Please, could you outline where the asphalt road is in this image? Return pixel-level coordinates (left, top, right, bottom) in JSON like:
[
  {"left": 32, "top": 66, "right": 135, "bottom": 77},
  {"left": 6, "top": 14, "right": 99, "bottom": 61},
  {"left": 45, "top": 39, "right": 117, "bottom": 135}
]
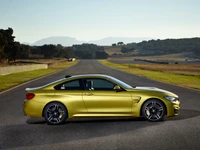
[{"left": 0, "top": 60, "right": 200, "bottom": 150}]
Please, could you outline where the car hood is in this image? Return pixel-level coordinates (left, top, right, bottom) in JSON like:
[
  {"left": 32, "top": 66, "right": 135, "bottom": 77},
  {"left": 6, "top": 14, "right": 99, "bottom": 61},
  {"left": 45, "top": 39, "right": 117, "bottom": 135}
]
[
  {"left": 129, "top": 86, "right": 178, "bottom": 97},
  {"left": 135, "top": 86, "right": 167, "bottom": 92}
]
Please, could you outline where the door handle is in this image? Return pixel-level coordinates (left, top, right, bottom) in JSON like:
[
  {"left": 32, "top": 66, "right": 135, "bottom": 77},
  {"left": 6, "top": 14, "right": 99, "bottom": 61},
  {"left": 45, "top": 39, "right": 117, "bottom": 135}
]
[{"left": 85, "top": 93, "right": 93, "bottom": 96}]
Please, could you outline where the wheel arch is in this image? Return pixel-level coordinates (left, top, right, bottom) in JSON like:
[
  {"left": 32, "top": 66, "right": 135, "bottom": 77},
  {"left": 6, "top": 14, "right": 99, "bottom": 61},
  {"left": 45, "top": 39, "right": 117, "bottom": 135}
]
[
  {"left": 42, "top": 101, "right": 68, "bottom": 118},
  {"left": 140, "top": 98, "right": 167, "bottom": 116}
]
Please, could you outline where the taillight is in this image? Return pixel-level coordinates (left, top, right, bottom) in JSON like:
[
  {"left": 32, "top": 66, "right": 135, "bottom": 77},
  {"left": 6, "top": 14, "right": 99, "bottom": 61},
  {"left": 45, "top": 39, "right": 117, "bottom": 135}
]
[{"left": 26, "top": 93, "right": 35, "bottom": 100}]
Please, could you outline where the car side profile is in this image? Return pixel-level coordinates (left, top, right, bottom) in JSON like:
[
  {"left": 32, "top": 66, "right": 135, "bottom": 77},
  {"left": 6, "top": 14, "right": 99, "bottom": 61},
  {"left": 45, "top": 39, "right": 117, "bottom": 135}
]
[{"left": 24, "top": 74, "right": 180, "bottom": 125}]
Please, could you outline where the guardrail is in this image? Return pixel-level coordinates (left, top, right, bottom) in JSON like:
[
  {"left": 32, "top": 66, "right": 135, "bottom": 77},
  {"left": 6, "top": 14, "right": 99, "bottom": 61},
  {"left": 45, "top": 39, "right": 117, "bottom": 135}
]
[{"left": 0, "top": 64, "right": 48, "bottom": 75}]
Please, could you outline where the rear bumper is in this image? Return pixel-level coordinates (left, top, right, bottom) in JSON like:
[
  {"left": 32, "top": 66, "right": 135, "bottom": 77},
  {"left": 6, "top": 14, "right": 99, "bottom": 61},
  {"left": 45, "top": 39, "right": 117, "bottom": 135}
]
[{"left": 23, "top": 100, "right": 44, "bottom": 117}]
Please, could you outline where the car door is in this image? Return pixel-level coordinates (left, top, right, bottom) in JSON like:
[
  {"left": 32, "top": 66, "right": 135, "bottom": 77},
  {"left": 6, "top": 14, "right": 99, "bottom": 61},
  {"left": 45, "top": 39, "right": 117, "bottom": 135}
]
[
  {"left": 82, "top": 78, "right": 132, "bottom": 115},
  {"left": 54, "top": 79, "right": 87, "bottom": 116}
]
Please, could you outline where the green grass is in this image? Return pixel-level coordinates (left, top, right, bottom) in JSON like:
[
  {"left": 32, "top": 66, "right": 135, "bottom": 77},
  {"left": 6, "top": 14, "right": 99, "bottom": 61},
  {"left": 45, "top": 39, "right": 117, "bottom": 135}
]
[
  {"left": 0, "top": 60, "right": 78, "bottom": 92},
  {"left": 99, "top": 60, "right": 200, "bottom": 90}
]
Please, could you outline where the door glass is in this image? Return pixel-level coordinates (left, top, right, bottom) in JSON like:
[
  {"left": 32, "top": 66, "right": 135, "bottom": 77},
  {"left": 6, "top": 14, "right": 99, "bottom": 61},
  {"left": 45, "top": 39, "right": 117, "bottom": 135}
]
[{"left": 85, "top": 79, "right": 115, "bottom": 90}]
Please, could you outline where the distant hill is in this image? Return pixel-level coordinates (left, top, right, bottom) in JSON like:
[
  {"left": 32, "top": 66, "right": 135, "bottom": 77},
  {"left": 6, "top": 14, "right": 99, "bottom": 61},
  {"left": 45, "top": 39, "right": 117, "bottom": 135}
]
[
  {"left": 33, "top": 36, "right": 83, "bottom": 46},
  {"left": 22, "top": 42, "right": 31, "bottom": 45},
  {"left": 30, "top": 36, "right": 152, "bottom": 46},
  {"left": 121, "top": 37, "right": 200, "bottom": 57},
  {"left": 89, "top": 37, "right": 152, "bottom": 45}
]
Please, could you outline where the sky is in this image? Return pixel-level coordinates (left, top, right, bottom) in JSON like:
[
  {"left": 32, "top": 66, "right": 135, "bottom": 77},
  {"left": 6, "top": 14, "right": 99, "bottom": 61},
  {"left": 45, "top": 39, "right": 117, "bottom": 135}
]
[{"left": 0, "top": 0, "right": 200, "bottom": 43}]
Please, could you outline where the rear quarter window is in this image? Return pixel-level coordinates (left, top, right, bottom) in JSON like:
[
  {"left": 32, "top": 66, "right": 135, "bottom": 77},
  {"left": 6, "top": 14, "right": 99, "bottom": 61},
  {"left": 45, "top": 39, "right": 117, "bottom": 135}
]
[{"left": 54, "top": 79, "right": 82, "bottom": 90}]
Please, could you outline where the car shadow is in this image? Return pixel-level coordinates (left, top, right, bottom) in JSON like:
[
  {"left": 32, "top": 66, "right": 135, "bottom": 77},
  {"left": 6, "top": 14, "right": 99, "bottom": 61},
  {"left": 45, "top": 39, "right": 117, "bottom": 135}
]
[
  {"left": 26, "top": 108, "right": 200, "bottom": 125},
  {"left": 26, "top": 117, "right": 46, "bottom": 124},
  {"left": 166, "top": 109, "right": 200, "bottom": 121},
  {"left": 67, "top": 116, "right": 146, "bottom": 124},
  {"left": 26, "top": 116, "right": 146, "bottom": 125}
]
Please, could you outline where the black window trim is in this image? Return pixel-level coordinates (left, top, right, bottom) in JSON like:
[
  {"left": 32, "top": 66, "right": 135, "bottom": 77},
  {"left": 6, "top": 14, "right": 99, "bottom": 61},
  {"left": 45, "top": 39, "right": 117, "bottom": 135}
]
[
  {"left": 54, "top": 79, "right": 84, "bottom": 90},
  {"left": 82, "top": 78, "right": 125, "bottom": 91}
]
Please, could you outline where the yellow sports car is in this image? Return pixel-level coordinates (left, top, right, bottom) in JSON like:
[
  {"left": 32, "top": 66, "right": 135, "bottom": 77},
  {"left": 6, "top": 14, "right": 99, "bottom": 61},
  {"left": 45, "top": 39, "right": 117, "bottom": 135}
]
[{"left": 24, "top": 74, "right": 180, "bottom": 125}]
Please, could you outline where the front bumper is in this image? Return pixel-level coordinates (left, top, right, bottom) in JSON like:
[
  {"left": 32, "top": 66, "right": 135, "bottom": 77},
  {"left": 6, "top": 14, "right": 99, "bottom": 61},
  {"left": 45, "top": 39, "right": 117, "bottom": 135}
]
[{"left": 167, "top": 100, "right": 180, "bottom": 116}]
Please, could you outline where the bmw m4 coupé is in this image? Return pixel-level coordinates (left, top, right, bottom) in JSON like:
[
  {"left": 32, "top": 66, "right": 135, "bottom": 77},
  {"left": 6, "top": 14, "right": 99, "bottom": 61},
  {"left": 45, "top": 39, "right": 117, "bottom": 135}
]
[{"left": 24, "top": 74, "right": 180, "bottom": 125}]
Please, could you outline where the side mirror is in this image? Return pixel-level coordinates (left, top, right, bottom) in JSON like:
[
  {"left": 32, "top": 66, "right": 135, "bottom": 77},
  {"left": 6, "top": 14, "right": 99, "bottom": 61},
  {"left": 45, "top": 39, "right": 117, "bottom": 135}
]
[{"left": 113, "top": 85, "right": 122, "bottom": 91}]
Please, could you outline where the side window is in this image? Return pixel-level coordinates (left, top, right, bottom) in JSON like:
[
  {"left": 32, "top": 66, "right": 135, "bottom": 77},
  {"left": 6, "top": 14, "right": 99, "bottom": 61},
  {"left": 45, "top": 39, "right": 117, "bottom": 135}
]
[
  {"left": 84, "top": 78, "right": 115, "bottom": 90},
  {"left": 54, "top": 80, "right": 82, "bottom": 90}
]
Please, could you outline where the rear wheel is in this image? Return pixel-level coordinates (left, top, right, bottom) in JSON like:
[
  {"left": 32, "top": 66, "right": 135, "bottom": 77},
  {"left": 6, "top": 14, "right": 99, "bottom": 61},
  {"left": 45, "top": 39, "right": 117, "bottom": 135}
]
[
  {"left": 44, "top": 102, "right": 67, "bottom": 125},
  {"left": 142, "top": 99, "right": 165, "bottom": 122}
]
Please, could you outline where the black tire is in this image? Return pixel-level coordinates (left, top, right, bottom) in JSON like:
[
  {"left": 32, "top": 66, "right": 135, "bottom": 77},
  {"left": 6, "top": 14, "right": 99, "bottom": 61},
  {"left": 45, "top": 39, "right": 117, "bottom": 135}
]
[
  {"left": 44, "top": 102, "right": 68, "bottom": 125},
  {"left": 142, "top": 99, "right": 165, "bottom": 122}
]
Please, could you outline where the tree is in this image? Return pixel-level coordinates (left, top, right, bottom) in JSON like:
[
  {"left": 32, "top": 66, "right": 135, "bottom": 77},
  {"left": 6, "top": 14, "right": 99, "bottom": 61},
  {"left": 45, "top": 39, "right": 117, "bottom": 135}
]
[
  {"left": 72, "top": 43, "right": 108, "bottom": 59},
  {"left": 4, "top": 42, "right": 21, "bottom": 62},
  {"left": 132, "top": 38, "right": 200, "bottom": 56},
  {"left": 112, "top": 43, "right": 117, "bottom": 47},
  {"left": 41, "top": 44, "right": 57, "bottom": 58},
  {"left": 56, "top": 44, "right": 63, "bottom": 50},
  {"left": 0, "top": 32, "right": 7, "bottom": 62},
  {"left": 192, "top": 46, "right": 200, "bottom": 57},
  {"left": 117, "top": 42, "right": 124, "bottom": 46},
  {"left": 19, "top": 44, "right": 30, "bottom": 59},
  {"left": 121, "top": 46, "right": 136, "bottom": 53},
  {"left": 1, "top": 28, "right": 15, "bottom": 44},
  {"left": 0, "top": 28, "right": 15, "bottom": 62},
  {"left": 95, "top": 51, "right": 108, "bottom": 59},
  {"left": 56, "top": 46, "right": 74, "bottom": 58}
]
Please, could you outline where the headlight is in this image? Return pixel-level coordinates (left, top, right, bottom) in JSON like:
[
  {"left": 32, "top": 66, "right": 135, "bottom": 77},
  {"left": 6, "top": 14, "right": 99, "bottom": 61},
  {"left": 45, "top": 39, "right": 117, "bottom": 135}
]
[{"left": 164, "top": 96, "right": 177, "bottom": 101}]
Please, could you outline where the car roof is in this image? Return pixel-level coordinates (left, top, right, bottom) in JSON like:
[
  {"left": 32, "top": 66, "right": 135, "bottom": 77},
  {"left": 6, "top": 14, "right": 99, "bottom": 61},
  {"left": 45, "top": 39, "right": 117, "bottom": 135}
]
[
  {"left": 66, "top": 74, "right": 112, "bottom": 79},
  {"left": 63, "top": 74, "right": 133, "bottom": 89},
  {"left": 41, "top": 74, "right": 133, "bottom": 90}
]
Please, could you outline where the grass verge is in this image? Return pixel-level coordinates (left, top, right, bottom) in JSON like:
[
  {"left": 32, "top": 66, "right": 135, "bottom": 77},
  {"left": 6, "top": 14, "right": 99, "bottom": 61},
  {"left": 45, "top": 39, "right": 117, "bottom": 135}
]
[
  {"left": 0, "top": 60, "right": 78, "bottom": 92},
  {"left": 99, "top": 60, "right": 200, "bottom": 90}
]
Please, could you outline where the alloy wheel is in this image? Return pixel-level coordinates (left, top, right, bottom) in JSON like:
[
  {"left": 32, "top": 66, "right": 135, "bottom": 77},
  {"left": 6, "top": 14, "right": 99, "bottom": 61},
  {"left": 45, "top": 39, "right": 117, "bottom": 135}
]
[
  {"left": 44, "top": 102, "right": 67, "bottom": 125},
  {"left": 142, "top": 100, "right": 165, "bottom": 122}
]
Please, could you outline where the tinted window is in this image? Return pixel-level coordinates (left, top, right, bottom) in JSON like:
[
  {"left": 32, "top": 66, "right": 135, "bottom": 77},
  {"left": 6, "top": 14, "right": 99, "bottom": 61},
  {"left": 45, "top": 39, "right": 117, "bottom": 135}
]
[
  {"left": 84, "top": 78, "right": 115, "bottom": 90},
  {"left": 54, "top": 80, "right": 82, "bottom": 90}
]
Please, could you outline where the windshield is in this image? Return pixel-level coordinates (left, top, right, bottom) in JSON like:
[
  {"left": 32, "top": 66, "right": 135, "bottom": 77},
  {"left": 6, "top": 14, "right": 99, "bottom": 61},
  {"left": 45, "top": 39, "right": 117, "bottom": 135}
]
[{"left": 109, "top": 76, "right": 133, "bottom": 89}]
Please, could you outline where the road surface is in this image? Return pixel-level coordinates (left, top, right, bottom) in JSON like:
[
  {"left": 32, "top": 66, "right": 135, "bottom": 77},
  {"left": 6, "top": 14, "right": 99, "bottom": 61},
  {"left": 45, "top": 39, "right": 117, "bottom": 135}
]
[{"left": 0, "top": 60, "right": 200, "bottom": 150}]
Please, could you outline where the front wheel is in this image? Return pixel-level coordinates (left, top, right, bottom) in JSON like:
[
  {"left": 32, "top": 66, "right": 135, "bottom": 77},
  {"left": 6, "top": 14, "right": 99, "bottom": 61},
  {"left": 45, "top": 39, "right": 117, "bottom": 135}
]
[
  {"left": 142, "top": 99, "right": 166, "bottom": 122},
  {"left": 44, "top": 102, "right": 68, "bottom": 125}
]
